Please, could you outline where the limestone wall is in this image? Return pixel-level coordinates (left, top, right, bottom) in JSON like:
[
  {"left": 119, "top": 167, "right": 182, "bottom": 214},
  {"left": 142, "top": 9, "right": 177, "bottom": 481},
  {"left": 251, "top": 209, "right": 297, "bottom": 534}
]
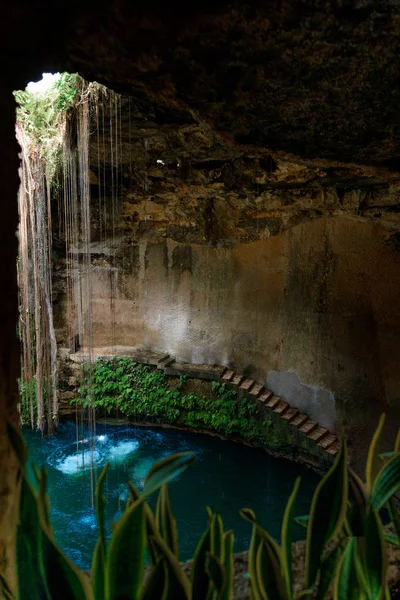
[{"left": 54, "top": 216, "right": 400, "bottom": 432}]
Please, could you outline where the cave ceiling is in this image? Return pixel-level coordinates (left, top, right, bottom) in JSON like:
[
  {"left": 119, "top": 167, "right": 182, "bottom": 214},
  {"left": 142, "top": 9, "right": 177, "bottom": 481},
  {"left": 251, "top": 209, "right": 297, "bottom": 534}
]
[{"left": 3, "top": 0, "right": 400, "bottom": 241}]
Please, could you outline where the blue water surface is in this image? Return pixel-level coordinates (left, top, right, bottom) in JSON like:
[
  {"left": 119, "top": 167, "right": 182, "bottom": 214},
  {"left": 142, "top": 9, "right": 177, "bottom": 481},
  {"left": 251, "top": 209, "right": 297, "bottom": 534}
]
[{"left": 23, "top": 420, "right": 319, "bottom": 569}]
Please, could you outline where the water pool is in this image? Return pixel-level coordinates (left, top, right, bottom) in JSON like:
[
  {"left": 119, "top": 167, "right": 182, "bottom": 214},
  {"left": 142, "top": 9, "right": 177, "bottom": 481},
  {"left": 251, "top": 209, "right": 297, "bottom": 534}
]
[{"left": 23, "top": 420, "right": 319, "bottom": 569}]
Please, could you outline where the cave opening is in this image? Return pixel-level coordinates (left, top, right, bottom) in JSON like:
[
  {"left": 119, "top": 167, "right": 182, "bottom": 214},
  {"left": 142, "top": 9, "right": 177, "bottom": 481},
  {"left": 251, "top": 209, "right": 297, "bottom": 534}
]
[{"left": 13, "top": 72, "right": 324, "bottom": 579}]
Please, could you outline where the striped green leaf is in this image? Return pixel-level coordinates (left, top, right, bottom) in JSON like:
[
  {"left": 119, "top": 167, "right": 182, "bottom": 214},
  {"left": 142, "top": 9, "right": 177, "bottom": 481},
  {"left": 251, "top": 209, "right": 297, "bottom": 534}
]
[
  {"left": 334, "top": 538, "right": 364, "bottom": 600},
  {"left": 6, "top": 420, "right": 28, "bottom": 467},
  {"left": 143, "top": 452, "right": 195, "bottom": 497},
  {"left": 241, "top": 508, "right": 286, "bottom": 600},
  {"left": 41, "top": 528, "right": 93, "bottom": 600},
  {"left": 294, "top": 515, "right": 309, "bottom": 529},
  {"left": 366, "top": 414, "right": 385, "bottom": 494},
  {"left": 220, "top": 531, "right": 234, "bottom": 600},
  {"left": 281, "top": 477, "right": 301, "bottom": 599},
  {"left": 149, "top": 535, "right": 191, "bottom": 600},
  {"left": 92, "top": 538, "right": 106, "bottom": 600},
  {"left": 256, "top": 540, "right": 288, "bottom": 600},
  {"left": 210, "top": 514, "right": 224, "bottom": 561},
  {"left": 156, "top": 484, "right": 179, "bottom": 559},
  {"left": 206, "top": 554, "right": 225, "bottom": 598},
  {"left": 0, "top": 573, "right": 15, "bottom": 600},
  {"left": 371, "top": 453, "right": 400, "bottom": 510},
  {"left": 139, "top": 559, "right": 167, "bottom": 600},
  {"left": 388, "top": 497, "right": 400, "bottom": 545},
  {"left": 191, "top": 527, "right": 212, "bottom": 600},
  {"left": 241, "top": 510, "right": 263, "bottom": 600},
  {"left": 92, "top": 466, "right": 108, "bottom": 600},
  {"left": 359, "top": 507, "right": 387, "bottom": 600},
  {"left": 305, "top": 439, "right": 348, "bottom": 588},
  {"left": 315, "top": 540, "right": 344, "bottom": 600},
  {"left": 106, "top": 498, "right": 146, "bottom": 600}
]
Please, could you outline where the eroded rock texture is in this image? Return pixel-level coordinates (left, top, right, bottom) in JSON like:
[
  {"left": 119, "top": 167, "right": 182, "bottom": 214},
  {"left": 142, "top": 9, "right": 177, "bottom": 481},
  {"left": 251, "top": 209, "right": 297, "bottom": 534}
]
[{"left": 1, "top": 0, "right": 400, "bottom": 584}]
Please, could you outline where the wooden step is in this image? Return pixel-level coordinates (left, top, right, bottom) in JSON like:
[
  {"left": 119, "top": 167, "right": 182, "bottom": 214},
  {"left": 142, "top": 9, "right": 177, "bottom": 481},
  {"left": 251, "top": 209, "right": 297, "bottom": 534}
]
[
  {"left": 265, "top": 395, "right": 280, "bottom": 409},
  {"left": 273, "top": 400, "right": 289, "bottom": 415},
  {"left": 249, "top": 383, "right": 264, "bottom": 398},
  {"left": 289, "top": 413, "right": 308, "bottom": 428},
  {"left": 231, "top": 374, "right": 244, "bottom": 386},
  {"left": 318, "top": 433, "right": 337, "bottom": 450},
  {"left": 307, "top": 426, "right": 328, "bottom": 443},
  {"left": 280, "top": 407, "right": 299, "bottom": 422},
  {"left": 221, "top": 370, "right": 235, "bottom": 382},
  {"left": 298, "top": 419, "right": 318, "bottom": 435},
  {"left": 240, "top": 379, "right": 255, "bottom": 392},
  {"left": 259, "top": 390, "right": 273, "bottom": 403},
  {"left": 326, "top": 441, "right": 340, "bottom": 456}
]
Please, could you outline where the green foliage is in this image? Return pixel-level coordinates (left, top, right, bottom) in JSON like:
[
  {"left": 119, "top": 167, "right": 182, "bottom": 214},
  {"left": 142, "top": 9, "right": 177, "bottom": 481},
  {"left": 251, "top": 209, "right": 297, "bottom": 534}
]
[
  {"left": 18, "top": 378, "right": 36, "bottom": 425},
  {"left": 19, "top": 377, "right": 54, "bottom": 426},
  {"left": 14, "top": 73, "right": 79, "bottom": 182},
  {"left": 74, "top": 358, "right": 293, "bottom": 451},
  {"left": 4, "top": 416, "right": 400, "bottom": 600}
]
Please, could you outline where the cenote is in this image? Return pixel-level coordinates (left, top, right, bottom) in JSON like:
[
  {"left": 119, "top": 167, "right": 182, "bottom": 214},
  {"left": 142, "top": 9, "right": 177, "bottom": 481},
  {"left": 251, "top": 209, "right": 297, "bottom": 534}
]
[{"left": 23, "top": 420, "right": 319, "bottom": 570}]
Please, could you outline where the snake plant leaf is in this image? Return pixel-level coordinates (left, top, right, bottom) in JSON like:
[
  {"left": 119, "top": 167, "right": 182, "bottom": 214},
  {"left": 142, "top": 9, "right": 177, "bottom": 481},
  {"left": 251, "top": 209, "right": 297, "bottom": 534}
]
[
  {"left": 139, "top": 559, "right": 167, "bottom": 600},
  {"left": 380, "top": 452, "right": 395, "bottom": 459},
  {"left": 210, "top": 513, "right": 224, "bottom": 561},
  {"left": 315, "top": 540, "right": 344, "bottom": 600},
  {"left": 17, "top": 473, "right": 51, "bottom": 600},
  {"left": 220, "top": 531, "right": 234, "bottom": 600},
  {"left": 0, "top": 573, "right": 15, "bottom": 600},
  {"left": 346, "top": 468, "right": 367, "bottom": 537},
  {"left": 96, "top": 463, "right": 108, "bottom": 542},
  {"left": 106, "top": 498, "right": 146, "bottom": 600},
  {"left": 37, "top": 467, "right": 52, "bottom": 534},
  {"left": 366, "top": 414, "right": 386, "bottom": 494},
  {"left": 150, "top": 535, "right": 191, "bottom": 600},
  {"left": 126, "top": 481, "right": 161, "bottom": 565},
  {"left": 294, "top": 515, "right": 309, "bottom": 528},
  {"left": 395, "top": 427, "right": 400, "bottom": 453},
  {"left": 92, "top": 464, "right": 109, "bottom": 600},
  {"left": 143, "top": 452, "right": 195, "bottom": 497},
  {"left": 241, "top": 509, "right": 285, "bottom": 600},
  {"left": 240, "top": 508, "right": 281, "bottom": 560},
  {"left": 191, "top": 527, "right": 212, "bottom": 600},
  {"left": 256, "top": 540, "right": 288, "bottom": 600},
  {"left": 40, "top": 527, "right": 94, "bottom": 600},
  {"left": 388, "top": 497, "right": 400, "bottom": 544},
  {"left": 6, "top": 420, "right": 28, "bottom": 467},
  {"left": 206, "top": 553, "right": 225, "bottom": 599},
  {"left": 358, "top": 506, "right": 387, "bottom": 600},
  {"left": 334, "top": 538, "right": 364, "bottom": 600},
  {"left": 127, "top": 481, "right": 141, "bottom": 504},
  {"left": 92, "top": 538, "right": 106, "bottom": 600},
  {"left": 156, "top": 484, "right": 179, "bottom": 559},
  {"left": 305, "top": 438, "right": 348, "bottom": 589},
  {"left": 281, "top": 477, "right": 301, "bottom": 599},
  {"left": 371, "top": 453, "right": 400, "bottom": 510},
  {"left": 241, "top": 511, "right": 263, "bottom": 600},
  {"left": 206, "top": 506, "right": 213, "bottom": 521},
  {"left": 384, "top": 532, "right": 400, "bottom": 545}
]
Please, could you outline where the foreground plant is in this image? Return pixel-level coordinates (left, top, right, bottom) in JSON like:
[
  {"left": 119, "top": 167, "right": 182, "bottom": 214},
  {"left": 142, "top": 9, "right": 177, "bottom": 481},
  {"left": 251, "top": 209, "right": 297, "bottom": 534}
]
[{"left": 2, "top": 415, "right": 400, "bottom": 599}]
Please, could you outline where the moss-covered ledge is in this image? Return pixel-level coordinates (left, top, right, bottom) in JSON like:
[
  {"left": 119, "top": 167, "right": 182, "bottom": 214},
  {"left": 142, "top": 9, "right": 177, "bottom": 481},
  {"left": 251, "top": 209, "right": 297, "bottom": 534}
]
[{"left": 59, "top": 357, "right": 334, "bottom": 471}]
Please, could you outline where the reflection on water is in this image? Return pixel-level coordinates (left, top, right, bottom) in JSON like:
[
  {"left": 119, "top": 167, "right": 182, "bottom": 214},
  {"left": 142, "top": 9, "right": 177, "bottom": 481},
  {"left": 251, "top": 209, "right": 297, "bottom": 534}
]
[{"left": 23, "top": 420, "right": 319, "bottom": 569}]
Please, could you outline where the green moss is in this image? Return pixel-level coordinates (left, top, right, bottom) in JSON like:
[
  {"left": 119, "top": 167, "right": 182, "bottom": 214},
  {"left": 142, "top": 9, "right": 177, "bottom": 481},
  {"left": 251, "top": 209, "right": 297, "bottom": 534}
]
[{"left": 73, "top": 357, "right": 295, "bottom": 453}]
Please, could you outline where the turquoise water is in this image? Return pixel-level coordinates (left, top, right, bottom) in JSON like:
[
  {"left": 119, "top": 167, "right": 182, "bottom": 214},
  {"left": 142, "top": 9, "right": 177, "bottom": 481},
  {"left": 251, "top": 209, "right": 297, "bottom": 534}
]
[{"left": 23, "top": 420, "right": 319, "bottom": 569}]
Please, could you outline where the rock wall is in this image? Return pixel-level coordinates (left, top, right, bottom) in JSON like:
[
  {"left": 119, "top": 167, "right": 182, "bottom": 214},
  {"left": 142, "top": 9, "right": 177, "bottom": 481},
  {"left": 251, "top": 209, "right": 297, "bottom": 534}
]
[{"left": 54, "top": 215, "right": 400, "bottom": 432}]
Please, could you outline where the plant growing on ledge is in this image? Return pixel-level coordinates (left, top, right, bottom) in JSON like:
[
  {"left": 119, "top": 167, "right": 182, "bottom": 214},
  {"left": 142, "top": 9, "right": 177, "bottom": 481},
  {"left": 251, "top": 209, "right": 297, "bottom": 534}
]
[{"left": 74, "top": 357, "right": 294, "bottom": 452}]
